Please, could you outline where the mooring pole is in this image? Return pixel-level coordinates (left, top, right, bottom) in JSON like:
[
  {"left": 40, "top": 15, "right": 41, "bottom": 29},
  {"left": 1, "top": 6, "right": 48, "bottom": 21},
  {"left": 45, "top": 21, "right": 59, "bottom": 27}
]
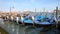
[
  {"left": 7, "top": 15, "right": 9, "bottom": 21},
  {"left": 32, "top": 16, "right": 35, "bottom": 27},
  {"left": 56, "top": 7, "right": 58, "bottom": 24},
  {"left": 43, "top": 8, "right": 45, "bottom": 16},
  {"left": 11, "top": 16, "right": 13, "bottom": 22},
  {"left": 55, "top": 6, "right": 58, "bottom": 33},
  {"left": 21, "top": 16, "right": 24, "bottom": 25},
  {"left": 55, "top": 6, "right": 58, "bottom": 27},
  {"left": 9, "top": 7, "right": 11, "bottom": 21},
  {"left": 16, "top": 17, "right": 18, "bottom": 24},
  {"left": 5, "top": 16, "right": 6, "bottom": 20}
]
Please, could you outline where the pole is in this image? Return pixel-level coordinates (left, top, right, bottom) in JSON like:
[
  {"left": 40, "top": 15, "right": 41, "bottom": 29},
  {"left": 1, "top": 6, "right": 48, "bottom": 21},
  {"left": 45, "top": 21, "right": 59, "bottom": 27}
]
[
  {"left": 32, "top": 16, "right": 35, "bottom": 27},
  {"left": 56, "top": 7, "right": 58, "bottom": 20},
  {"left": 43, "top": 8, "right": 45, "bottom": 17},
  {"left": 20, "top": 11, "right": 24, "bottom": 25},
  {"left": 10, "top": 7, "right": 11, "bottom": 15},
  {"left": 35, "top": 8, "right": 36, "bottom": 16},
  {"left": 16, "top": 17, "right": 19, "bottom": 24},
  {"left": 10, "top": 7, "right": 11, "bottom": 13},
  {"left": 21, "top": 16, "right": 24, "bottom": 25},
  {"left": 56, "top": 6, "right": 58, "bottom": 26},
  {"left": 11, "top": 16, "right": 13, "bottom": 22},
  {"left": 55, "top": 6, "right": 58, "bottom": 33},
  {"left": 35, "top": 8, "right": 36, "bottom": 13},
  {"left": 9, "top": 7, "right": 11, "bottom": 19}
]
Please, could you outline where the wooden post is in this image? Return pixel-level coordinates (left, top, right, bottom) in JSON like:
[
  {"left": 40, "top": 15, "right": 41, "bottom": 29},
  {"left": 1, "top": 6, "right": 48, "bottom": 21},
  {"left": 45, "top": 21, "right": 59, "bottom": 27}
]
[
  {"left": 5, "top": 16, "right": 6, "bottom": 20},
  {"left": 21, "top": 16, "right": 24, "bottom": 25},
  {"left": 34, "top": 8, "right": 36, "bottom": 16},
  {"left": 54, "top": 6, "right": 58, "bottom": 33},
  {"left": 6, "top": 16, "right": 9, "bottom": 21},
  {"left": 43, "top": 8, "right": 45, "bottom": 17},
  {"left": 11, "top": 16, "right": 13, "bottom": 22},
  {"left": 35, "top": 8, "right": 36, "bottom": 13},
  {"left": 55, "top": 6, "right": 58, "bottom": 24},
  {"left": 16, "top": 17, "right": 19, "bottom": 24},
  {"left": 32, "top": 16, "right": 35, "bottom": 27}
]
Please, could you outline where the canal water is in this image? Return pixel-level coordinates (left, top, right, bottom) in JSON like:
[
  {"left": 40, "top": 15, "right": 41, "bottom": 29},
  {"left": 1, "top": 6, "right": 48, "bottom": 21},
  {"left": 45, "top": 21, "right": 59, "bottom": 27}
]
[{"left": 0, "top": 18, "right": 55, "bottom": 34}]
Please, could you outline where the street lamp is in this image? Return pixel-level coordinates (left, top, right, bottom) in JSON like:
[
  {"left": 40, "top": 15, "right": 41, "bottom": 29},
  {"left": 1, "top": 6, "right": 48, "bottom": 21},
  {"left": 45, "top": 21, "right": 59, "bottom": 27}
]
[
  {"left": 9, "top": 6, "right": 14, "bottom": 21},
  {"left": 10, "top": 6, "right": 14, "bottom": 15}
]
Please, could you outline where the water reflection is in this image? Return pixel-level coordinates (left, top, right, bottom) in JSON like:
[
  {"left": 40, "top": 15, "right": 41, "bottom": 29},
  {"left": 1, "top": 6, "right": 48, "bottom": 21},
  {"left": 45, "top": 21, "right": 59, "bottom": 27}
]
[
  {"left": 2, "top": 19, "right": 4, "bottom": 24},
  {"left": 16, "top": 26, "right": 19, "bottom": 34},
  {"left": 12, "top": 23, "right": 15, "bottom": 32},
  {"left": 7, "top": 23, "right": 10, "bottom": 29},
  {"left": 0, "top": 18, "right": 4, "bottom": 24}
]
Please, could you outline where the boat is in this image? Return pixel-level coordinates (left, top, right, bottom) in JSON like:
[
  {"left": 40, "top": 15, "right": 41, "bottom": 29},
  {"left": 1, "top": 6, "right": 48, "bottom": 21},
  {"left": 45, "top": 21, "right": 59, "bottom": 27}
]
[
  {"left": 13, "top": 17, "right": 22, "bottom": 24},
  {"left": 13, "top": 15, "right": 55, "bottom": 26},
  {"left": 58, "top": 16, "right": 60, "bottom": 31},
  {"left": 34, "top": 15, "right": 55, "bottom": 26},
  {"left": 58, "top": 16, "right": 60, "bottom": 22}
]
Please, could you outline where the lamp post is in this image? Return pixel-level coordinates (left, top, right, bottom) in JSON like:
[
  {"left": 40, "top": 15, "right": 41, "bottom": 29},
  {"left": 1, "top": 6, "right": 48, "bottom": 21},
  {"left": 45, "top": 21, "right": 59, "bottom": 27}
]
[
  {"left": 10, "top": 6, "right": 14, "bottom": 14},
  {"left": 9, "top": 6, "right": 14, "bottom": 21}
]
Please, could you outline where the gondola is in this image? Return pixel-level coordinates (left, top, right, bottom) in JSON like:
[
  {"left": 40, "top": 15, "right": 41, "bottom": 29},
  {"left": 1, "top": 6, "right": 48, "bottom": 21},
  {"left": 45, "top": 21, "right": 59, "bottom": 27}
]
[
  {"left": 58, "top": 16, "right": 60, "bottom": 31},
  {"left": 13, "top": 15, "right": 55, "bottom": 26},
  {"left": 13, "top": 17, "right": 22, "bottom": 24},
  {"left": 58, "top": 16, "right": 60, "bottom": 22},
  {"left": 34, "top": 15, "right": 55, "bottom": 26},
  {"left": 20, "top": 15, "right": 45, "bottom": 25}
]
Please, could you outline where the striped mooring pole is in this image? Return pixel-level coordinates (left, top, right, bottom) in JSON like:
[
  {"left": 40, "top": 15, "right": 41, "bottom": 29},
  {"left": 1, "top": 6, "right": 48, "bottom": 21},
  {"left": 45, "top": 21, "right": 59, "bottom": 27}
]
[
  {"left": 32, "top": 16, "right": 35, "bottom": 27},
  {"left": 21, "top": 16, "right": 24, "bottom": 25}
]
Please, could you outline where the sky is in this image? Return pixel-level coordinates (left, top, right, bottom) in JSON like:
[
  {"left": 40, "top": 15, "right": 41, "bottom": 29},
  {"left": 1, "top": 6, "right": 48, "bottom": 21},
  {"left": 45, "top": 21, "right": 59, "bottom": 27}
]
[{"left": 0, "top": 0, "right": 60, "bottom": 12}]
